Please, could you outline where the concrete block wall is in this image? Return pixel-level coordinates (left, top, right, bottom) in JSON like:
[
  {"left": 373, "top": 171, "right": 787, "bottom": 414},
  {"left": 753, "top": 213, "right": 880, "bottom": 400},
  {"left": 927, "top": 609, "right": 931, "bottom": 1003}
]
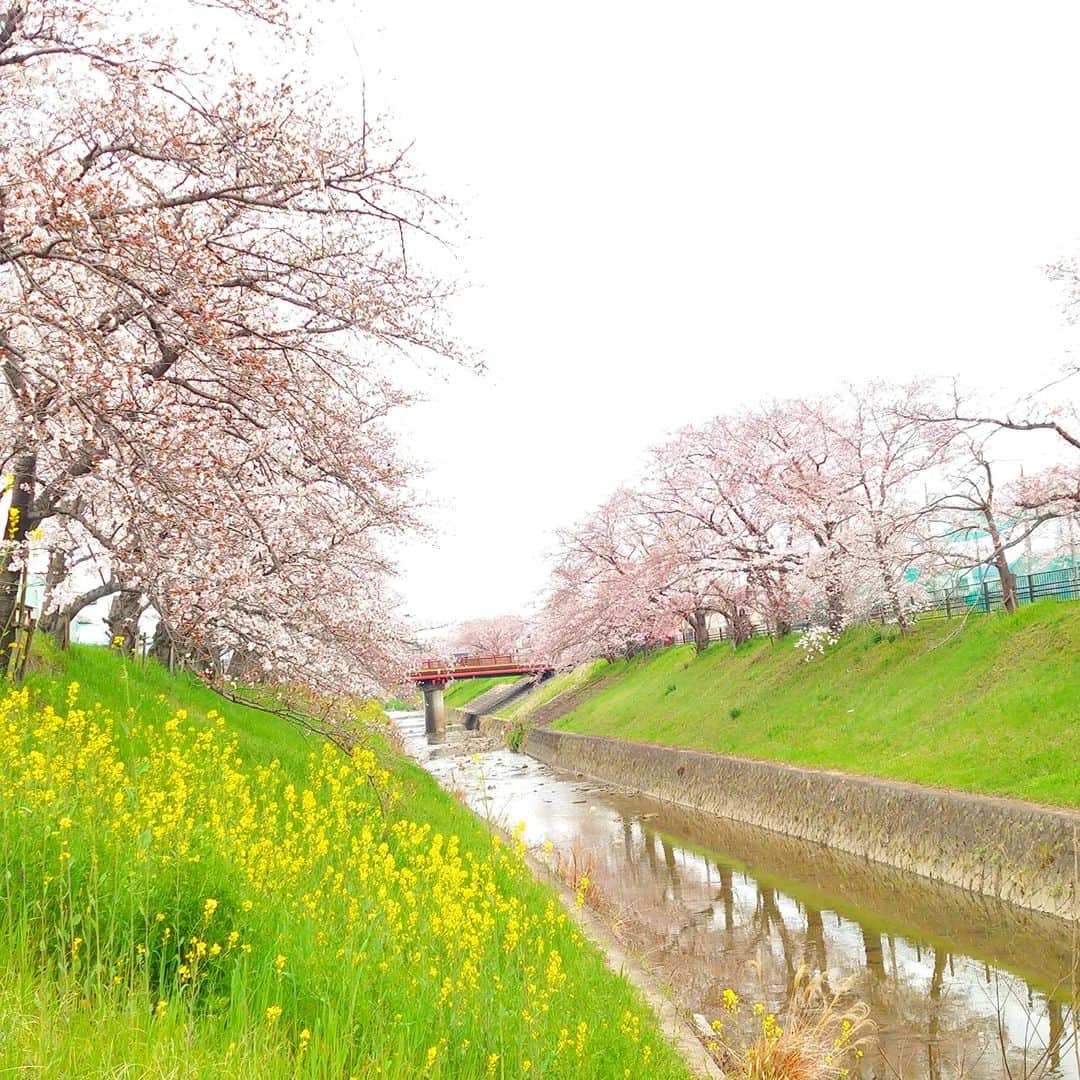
[{"left": 526, "top": 728, "right": 1079, "bottom": 920}]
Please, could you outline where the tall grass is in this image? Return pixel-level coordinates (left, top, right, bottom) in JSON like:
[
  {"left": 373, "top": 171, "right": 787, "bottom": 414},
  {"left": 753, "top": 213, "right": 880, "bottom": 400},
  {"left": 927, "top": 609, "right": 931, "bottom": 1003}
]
[{"left": 0, "top": 644, "right": 692, "bottom": 1078}]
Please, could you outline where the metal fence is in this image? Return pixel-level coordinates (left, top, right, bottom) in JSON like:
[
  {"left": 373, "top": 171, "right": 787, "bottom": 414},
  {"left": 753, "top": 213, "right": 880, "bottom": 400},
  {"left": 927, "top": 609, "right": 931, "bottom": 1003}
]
[
  {"left": 675, "top": 620, "right": 807, "bottom": 649},
  {"left": 661, "top": 563, "right": 1080, "bottom": 650},
  {"left": 907, "top": 564, "right": 1080, "bottom": 620},
  {"left": 672, "top": 618, "right": 801, "bottom": 649}
]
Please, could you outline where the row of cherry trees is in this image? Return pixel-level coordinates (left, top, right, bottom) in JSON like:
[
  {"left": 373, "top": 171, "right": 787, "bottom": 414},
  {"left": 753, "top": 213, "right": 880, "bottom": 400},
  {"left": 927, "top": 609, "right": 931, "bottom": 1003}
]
[
  {"left": 436, "top": 615, "right": 529, "bottom": 658},
  {"left": 532, "top": 373, "right": 1079, "bottom": 666},
  {"left": 0, "top": 1, "right": 464, "bottom": 691}
]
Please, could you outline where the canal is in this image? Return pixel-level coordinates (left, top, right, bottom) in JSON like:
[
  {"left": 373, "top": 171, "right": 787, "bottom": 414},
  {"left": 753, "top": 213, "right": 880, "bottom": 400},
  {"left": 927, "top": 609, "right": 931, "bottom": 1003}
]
[{"left": 395, "top": 713, "right": 1077, "bottom": 1079}]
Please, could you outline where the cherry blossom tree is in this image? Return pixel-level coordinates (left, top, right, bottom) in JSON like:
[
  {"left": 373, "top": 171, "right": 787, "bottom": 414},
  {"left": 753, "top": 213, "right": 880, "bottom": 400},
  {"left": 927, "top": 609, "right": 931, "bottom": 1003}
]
[
  {"left": 821, "top": 382, "right": 959, "bottom": 631},
  {"left": 903, "top": 370, "right": 1078, "bottom": 608},
  {"left": 538, "top": 369, "right": 1076, "bottom": 668},
  {"left": 649, "top": 400, "right": 864, "bottom": 639},
  {"left": 911, "top": 365, "right": 1079, "bottom": 520},
  {"left": 645, "top": 413, "right": 801, "bottom": 642},
  {"left": 745, "top": 398, "right": 868, "bottom": 634},
  {"left": 0, "top": 0, "right": 466, "bottom": 689},
  {"left": 919, "top": 432, "right": 1063, "bottom": 613},
  {"left": 535, "top": 490, "right": 677, "bottom": 665},
  {"left": 439, "top": 614, "right": 529, "bottom": 657}
]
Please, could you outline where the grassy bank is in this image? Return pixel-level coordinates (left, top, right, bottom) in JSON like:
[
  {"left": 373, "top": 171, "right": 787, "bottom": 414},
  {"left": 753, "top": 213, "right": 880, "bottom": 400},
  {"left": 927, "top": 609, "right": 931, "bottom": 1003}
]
[
  {"left": 544, "top": 602, "right": 1080, "bottom": 807},
  {"left": 0, "top": 640, "right": 691, "bottom": 1078},
  {"left": 443, "top": 675, "right": 521, "bottom": 708}
]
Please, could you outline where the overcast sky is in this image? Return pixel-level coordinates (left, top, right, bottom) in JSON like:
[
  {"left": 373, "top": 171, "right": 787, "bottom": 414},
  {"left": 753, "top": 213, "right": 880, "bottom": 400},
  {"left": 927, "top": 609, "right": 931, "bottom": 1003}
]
[{"left": 312, "top": 1, "right": 1080, "bottom": 633}]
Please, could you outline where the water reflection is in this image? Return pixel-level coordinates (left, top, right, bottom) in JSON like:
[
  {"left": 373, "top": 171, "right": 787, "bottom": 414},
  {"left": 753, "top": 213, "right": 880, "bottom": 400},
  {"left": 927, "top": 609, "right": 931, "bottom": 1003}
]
[{"left": 396, "top": 714, "right": 1077, "bottom": 1078}]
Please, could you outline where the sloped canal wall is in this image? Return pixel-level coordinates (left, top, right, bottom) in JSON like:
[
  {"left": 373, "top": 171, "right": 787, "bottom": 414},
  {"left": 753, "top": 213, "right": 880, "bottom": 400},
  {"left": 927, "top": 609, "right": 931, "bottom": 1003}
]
[{"left": 525, "top": 728, "right": 1080, "bottom": 920}]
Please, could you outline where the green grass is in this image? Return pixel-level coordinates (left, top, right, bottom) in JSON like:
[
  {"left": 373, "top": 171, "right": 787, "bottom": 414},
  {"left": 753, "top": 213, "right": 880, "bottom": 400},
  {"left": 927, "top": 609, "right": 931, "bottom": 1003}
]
[
  {"left": 443, "top": 675, "right": 522, "bottom": 708},
  {"left": 498, "top": 662, "right": 609, "bottom": 722},
  {"left": 0, "top": 639, "right": 692, "bottom": 1078},
  {"left": 382, "top": 695, "right": 419, "bottom": 712},
  {"left": 551, "top": 601, "right": 1080, "bottom": 807},
  {"left": 26, "top": 636, "right": 313, "bottom": 773}
]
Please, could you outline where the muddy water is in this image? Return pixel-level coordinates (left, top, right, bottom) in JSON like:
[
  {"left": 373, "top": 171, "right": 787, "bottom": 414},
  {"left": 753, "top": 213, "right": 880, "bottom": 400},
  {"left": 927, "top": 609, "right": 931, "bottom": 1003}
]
[{"left": 395, "top": 713, "right": 1078, "bottom": 1079}]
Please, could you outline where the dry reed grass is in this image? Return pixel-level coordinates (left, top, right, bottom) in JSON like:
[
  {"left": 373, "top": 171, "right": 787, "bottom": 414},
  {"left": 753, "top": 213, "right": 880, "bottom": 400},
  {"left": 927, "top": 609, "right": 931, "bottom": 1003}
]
[
  {"left": 705, "top": 965, "right": 871, "bottom": 1080},
  {"left": 551, "top": 837, "right": 612, "bottom": 915}
]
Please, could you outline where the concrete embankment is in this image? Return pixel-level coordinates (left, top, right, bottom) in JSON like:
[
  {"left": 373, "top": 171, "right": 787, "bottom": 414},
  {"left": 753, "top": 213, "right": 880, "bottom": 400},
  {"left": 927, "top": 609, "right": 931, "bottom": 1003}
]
[
  {"left": 525, "top": 728, "right": 1080, "bottom": 920},
  {"left": 447, "top": 678, "right": 541, "bottom": 732}
]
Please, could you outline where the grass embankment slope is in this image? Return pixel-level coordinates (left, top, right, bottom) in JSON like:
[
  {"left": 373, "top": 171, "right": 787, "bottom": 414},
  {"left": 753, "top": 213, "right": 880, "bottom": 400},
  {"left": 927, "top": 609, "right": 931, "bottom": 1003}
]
[
  {"left": 443, "top": 675, "right": 521, "bottom": 709},
  {"left": 0, "top": 640, "right": 691, "bottom": 1079},
  {"left": 542, "top": 602, "right": 1080, "bottom": 808}
]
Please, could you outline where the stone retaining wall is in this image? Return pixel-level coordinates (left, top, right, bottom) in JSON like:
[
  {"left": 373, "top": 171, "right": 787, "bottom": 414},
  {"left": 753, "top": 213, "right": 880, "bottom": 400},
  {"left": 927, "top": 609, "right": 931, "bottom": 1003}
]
[
  {"left": 478, "top": 714, "right": 516, "bottom": 740},
  {"left": 447, "top": 679, "right": 539, "bottom": 731},
  {"left": 525, "top": 729, "right": 1079, "bottom": 920},
  {"left": 445, "top": 708, "right": 517, "bottom": 742}
]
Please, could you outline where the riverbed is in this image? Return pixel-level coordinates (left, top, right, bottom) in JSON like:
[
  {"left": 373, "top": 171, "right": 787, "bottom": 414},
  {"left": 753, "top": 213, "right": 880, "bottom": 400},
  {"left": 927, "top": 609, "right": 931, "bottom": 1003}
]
[{"left": 395, "top": 712, "right": 1077, "bottom": 1079}]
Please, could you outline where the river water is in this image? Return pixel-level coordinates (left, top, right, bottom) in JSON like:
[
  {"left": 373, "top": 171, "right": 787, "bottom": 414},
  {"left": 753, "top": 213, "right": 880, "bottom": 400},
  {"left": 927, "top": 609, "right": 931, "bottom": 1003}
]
[{"left": 395, "top": 713, "right": 1078, "bottom": 1079}]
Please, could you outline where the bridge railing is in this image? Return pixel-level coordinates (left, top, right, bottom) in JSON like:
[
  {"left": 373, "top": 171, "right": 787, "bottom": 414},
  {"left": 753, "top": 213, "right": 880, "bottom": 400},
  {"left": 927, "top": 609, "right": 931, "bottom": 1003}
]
[
  {"left": 408, "top": 653, "right": 552, "bottom": 682},
  {"left": 449, "top": 653, "right": 515, "bottom": 671}
]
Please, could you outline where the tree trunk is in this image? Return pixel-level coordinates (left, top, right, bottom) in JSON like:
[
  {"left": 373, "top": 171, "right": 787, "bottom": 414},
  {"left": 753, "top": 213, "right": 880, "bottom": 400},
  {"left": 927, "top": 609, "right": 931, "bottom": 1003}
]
[
  {"left": 0, "top": 451, "right": 37, "bottom": 669},
  {"left": 106, "top": 591, "right": 144, "bottom": 654},
  {"left": 726, "top": 606, "right": 752, "bottom": 646},
  {"left": 984, "top": 516, "right": 1018, "bottom": 612},
  {"left": 149, "top": 617, "right": 174, "bottom": 668},
  {"left": 765, "top": 567, "right": 793, "bottom": 637},
  {"left": 149, "top": 618, "right": 212, "bottom": 674},
  {"left": 686, "top": 608, "right": 710, "bottom": 653},
  {"left": 824, "top": 551, "right": 845, "bottom": 635},
  {"left": 226, "top": 646, "right": 261, "bottom": 683},
  {"left": 37, "top": 545, "right": 68, "bottom": 636},
  {"left": 875, "top": 534, "right": 910, "bottom": 633}
]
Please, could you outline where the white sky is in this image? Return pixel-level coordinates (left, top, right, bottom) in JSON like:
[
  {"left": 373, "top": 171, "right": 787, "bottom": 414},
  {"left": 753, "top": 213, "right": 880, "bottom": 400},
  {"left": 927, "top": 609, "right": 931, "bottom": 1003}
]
[{"left": 310, "top": 1, "right": 1080, "bottom": 633}]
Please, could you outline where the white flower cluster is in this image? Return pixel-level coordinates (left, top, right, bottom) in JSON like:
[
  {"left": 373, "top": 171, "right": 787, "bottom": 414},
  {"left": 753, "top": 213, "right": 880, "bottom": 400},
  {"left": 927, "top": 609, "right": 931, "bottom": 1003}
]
[{"left": 794, "top": 624, "right": 838, "bottom": 662}]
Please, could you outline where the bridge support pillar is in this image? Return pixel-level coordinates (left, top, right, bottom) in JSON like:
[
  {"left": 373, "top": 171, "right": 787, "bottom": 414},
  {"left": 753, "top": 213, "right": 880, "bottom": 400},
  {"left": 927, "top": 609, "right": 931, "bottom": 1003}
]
[{"left": 423, "top": 685, "right": 446, "bottom": 740}]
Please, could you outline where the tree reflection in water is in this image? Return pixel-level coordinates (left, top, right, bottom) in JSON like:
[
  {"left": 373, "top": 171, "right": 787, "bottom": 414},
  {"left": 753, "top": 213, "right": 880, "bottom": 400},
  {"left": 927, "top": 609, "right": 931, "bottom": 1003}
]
[{"left": 398, "top": 718, "right": 1078, "bottom": 1080}]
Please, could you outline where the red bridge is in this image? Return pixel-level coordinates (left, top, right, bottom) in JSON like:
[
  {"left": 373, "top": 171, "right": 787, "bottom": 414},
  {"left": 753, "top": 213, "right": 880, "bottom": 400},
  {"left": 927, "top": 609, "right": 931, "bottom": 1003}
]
[{"left": 409, "top": 653, "right": 553, "bottom": 689}]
